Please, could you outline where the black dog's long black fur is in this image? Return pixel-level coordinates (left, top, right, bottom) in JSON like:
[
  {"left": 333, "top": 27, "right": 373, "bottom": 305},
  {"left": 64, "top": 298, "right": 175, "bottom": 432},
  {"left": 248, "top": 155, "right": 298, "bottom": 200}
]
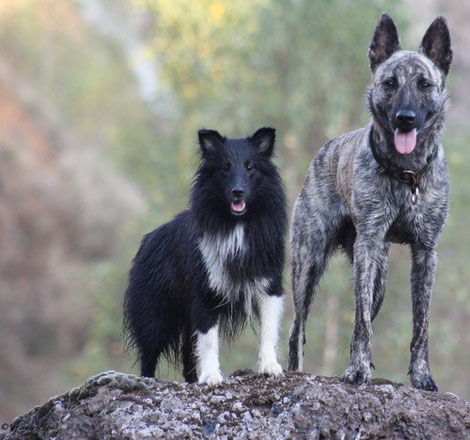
[{"left": 124, "top": 128, "right": 286, "bottom": 382}]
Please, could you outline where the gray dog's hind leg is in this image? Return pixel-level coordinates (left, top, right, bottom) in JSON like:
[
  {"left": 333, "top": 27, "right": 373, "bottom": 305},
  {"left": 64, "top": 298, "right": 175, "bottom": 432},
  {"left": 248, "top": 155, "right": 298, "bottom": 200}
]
[
  {"left": 288, "top": 217, "right": 335, "bottom": 372},
  {"left": 408, "top": 244, "right": 438, "bottom": 391},
  {"left": 288, "top": 256, "right": 326, "bottom": 371}
]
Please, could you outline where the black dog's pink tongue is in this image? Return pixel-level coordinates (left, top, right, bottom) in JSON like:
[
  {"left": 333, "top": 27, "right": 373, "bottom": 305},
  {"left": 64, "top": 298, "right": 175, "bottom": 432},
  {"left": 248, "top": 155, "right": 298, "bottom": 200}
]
[
  {"left": 394, "top": 128, "right": 417, "bottom": 154},
  {"left": 232, "top": 200, "right": 246, "bottom": 213}
]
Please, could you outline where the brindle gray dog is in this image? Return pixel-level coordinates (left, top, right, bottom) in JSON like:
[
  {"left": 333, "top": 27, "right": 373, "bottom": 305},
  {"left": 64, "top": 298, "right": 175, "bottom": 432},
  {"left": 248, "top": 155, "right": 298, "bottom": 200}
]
[{"left": 288, "top": 13, "right": 452, "bottom": 391}]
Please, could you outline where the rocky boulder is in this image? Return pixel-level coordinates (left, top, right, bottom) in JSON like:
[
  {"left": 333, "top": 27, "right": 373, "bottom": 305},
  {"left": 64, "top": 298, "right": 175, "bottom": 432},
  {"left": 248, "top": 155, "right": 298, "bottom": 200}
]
[{"left": 2, "top": 370, "right": 469, "bottom": 439}]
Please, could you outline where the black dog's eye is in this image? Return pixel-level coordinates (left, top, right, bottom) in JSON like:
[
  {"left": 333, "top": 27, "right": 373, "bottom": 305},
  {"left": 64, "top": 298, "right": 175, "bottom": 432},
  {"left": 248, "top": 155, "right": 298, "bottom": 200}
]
[
  {"left": 383, "top": 78, "right": 397, "bottom": 88},
  {"left": 246, "top": 164, "right": 254, "bottom": 172},
  {"left": 418, "top": 79, "right": 433, "bottom": 90},
  {"left": 222, "top": 164, "right": 231, "bottom": 172}
]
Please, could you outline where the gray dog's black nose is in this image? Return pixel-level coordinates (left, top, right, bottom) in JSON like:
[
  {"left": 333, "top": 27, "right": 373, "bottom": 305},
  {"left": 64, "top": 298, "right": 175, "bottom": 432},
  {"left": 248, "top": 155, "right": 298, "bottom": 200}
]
[
  {"left": 396, "top": 109, "right": 416, "bottom": 125},
  {"left": 231, "top": 186, "right": 244, "bottom": 198}
]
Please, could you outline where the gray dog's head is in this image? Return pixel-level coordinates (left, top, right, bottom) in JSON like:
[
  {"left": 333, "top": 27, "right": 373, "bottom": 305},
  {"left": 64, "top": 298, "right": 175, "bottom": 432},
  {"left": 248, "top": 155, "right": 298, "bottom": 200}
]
[{"left": 367, "top": 13, "right": 452, "bottom": 156}]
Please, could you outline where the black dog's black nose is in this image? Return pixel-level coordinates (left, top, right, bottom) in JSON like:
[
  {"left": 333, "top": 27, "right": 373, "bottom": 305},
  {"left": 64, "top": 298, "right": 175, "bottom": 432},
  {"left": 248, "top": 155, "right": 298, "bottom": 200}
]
[
  {"left": 396, "top": 109, "right": 416, "bottom": 125},
  {"left": 231, "top": 186, "right": 244, "bottom": 198}
]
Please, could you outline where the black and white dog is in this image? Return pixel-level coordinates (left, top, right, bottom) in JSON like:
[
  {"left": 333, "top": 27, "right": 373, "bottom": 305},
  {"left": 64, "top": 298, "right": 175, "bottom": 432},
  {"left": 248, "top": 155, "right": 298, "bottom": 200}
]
[{"left": 124, "top": 128, "right": 287, "bottom": 385}]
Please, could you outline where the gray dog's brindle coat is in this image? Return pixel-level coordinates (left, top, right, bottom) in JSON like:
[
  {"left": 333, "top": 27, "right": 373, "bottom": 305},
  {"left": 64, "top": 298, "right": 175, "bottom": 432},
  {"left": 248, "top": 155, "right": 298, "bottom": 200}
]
[{"left": 288, "top": 14, "right": 453, "bottom": 391}]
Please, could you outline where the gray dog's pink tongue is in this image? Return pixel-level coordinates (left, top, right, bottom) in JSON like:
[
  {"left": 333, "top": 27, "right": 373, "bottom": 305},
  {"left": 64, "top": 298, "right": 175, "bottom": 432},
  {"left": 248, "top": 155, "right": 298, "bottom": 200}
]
[{"left": 394, "top": 128, "right": 417, "bottom": 154}]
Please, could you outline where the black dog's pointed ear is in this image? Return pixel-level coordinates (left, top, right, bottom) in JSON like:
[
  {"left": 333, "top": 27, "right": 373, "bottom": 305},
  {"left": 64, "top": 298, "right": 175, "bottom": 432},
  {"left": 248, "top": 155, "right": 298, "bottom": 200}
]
[
  {"left": 198, "top": 129, "right": 225, "bottom": 153},
  {"left": 419, "top": 16, "right": 453, "bottom": 76},
  {"left": 368, "top": 13, "right": 401, "bottom": 72},
  {"left": 251, "top": 127, "right": 276, "bottom": 157}
]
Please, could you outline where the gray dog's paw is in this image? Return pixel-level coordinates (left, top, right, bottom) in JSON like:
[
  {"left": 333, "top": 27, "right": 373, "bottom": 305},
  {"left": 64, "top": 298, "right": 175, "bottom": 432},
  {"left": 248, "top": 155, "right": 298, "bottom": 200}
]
[
  {"left": 410, "top": 372, "right": 438, "bottom": 392},
  {"left": 341, "top": 365, "right": 372, "bottom": 386}
]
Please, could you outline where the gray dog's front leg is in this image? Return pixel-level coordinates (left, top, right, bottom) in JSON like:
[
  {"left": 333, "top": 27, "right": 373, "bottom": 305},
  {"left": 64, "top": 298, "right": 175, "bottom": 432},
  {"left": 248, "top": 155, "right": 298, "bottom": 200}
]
[
  {"left": 342, "top": 236, "right": 382, "bottom": 386},
  {"left": 409, "top": 244, "right": 438, "bottom": 391}
]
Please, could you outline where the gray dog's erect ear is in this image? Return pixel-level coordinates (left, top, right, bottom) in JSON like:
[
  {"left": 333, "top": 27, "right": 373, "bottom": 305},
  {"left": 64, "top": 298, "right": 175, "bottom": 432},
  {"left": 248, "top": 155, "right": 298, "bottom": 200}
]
[
  {"left": 368, "top": 13, "right": 401, "bottom": 72},
  {"left": 251, "top": 127, "right": 276, "bottom": 157},
  {"left": 198, "top": 129, "right": 225, "bottom": 153},
  {"left": 419, "top": 16, "right": 453, "bottom": 76}
]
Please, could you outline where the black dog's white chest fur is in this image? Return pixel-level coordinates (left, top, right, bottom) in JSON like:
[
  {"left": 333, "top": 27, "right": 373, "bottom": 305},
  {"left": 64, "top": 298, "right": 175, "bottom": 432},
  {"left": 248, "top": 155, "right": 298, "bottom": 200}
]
[{"left": 198, "top": 224, "right": 270, "bottom": 314}]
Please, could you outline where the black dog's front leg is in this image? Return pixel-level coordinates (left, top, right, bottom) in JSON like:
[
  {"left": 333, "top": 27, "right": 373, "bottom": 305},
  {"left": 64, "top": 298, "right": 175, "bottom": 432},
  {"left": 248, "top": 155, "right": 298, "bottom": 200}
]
[
  {"left": 409, "top": 244, "right": 438, "bottom": 391},
  {"left": 192, "top": 292, "right": 223, "bottom": 386},
  {"left": 342, "top": 236, "right": 384, "bottom": 386}
]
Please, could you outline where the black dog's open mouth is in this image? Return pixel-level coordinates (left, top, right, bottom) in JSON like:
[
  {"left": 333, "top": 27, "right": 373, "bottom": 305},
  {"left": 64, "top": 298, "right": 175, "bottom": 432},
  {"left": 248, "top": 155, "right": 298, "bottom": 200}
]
[{"left": 231, "top": 200, "right": 246, "bottom": 215}]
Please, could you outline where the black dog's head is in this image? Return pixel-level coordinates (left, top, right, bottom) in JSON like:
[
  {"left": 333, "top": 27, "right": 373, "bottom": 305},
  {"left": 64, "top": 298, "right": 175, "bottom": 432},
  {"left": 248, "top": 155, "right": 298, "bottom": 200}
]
[
  {"left": 367, "top": 13, "right": 452, "bottom": 155},
  {"left": 194, "top": 127, "right": 279, "bottom": 219}
]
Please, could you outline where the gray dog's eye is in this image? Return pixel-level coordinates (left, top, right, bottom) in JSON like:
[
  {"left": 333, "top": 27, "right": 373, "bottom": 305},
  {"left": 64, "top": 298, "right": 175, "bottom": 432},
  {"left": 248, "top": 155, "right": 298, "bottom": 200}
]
[
  {"left": 418, "top": 79, "right": 433, "bottom": 90},
  {"left": 383, "top": 78, "right": 397, "bottom": 88}
]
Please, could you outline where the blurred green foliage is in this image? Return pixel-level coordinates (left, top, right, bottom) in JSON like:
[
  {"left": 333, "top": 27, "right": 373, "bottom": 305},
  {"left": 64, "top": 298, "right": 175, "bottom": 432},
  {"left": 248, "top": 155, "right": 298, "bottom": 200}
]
[{"left": 140, "top": 0, "right": 408, "bottom": 198}]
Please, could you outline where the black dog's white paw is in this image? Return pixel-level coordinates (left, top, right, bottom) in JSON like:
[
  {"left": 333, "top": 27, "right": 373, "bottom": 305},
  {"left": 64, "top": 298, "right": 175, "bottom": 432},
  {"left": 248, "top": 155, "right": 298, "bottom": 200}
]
[
  {"left": 198, "top": 370, "right": 223, "bottom": 386},
  {"left": 341, "top": 365, "right": 372, "bottom": 386},
  {"left": 258, "top": 359, "right": 283, "bottom": 377}
]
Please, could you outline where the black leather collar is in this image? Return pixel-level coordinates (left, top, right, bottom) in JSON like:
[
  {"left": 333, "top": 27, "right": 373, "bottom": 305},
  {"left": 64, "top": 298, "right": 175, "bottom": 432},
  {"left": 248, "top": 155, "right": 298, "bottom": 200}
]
[{"left": 369, "top": 127, "right": 438, "bottom": 203}]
